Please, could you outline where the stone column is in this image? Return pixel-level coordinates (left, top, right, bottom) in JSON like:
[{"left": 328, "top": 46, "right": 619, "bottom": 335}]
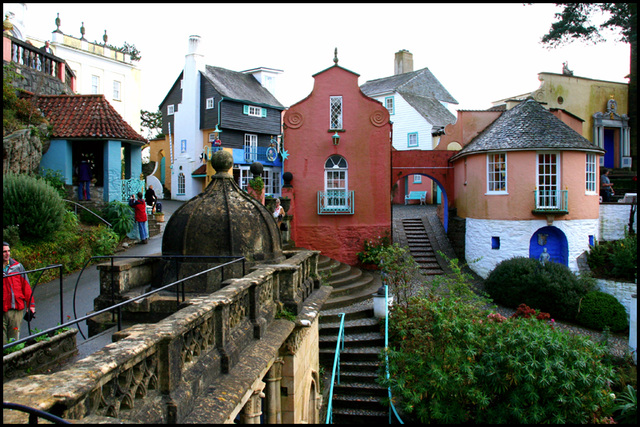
[
  {"left": 240, "top": 383, "right": 265, "bottom": 424},
  {"left": 265, "top": 358, "right": 284, "bottom": 423}
]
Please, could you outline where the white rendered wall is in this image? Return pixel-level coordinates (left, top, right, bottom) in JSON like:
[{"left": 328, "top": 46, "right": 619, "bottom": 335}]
[
  {"left": 599, "top": 203, "right": 637, "bottom": 241},
  {"left": 465, "top": 217, "right": 600, "bottom": 278},
  {"left": 370, "top": 93, "right": 433, "bottom": 151}
]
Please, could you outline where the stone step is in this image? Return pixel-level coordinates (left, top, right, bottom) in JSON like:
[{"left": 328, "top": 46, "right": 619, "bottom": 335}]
[
  {"left": 330, "top": 407, "right": 388, "bottom": 424},
  {"left": 320, "top": 306, "right": 374, "bottom": 324},
  {"left": 319, "top": 317, "right": 380, "bottom": 335},
  {"left": 320, "top": 332, "right": 385, "bottom": 349},
  {"left": 323, "top": 282, "right": 380, "bottom": 310},
  {"left": 331, "top": 393, "right": 387, "bottom": 411},
  {"left": 320, "top": 346, "right": 382, "bottom": 363}
]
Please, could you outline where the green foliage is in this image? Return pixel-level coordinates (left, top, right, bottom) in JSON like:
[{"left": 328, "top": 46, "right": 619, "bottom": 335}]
[
  {"left": 37, "top": 168, "right": 67, "bottom": 199},
  {"left": 384, "top": 265, "right": 616, "bottom": 423},
  {"left": 356, "top": 232, "right": 391, "bottom": 265},
  {"left": 3, "top": 64, "right": 49, "bottom": 136},
  {"left": 275, "top": 308, "right": 297, "bottom": 322},
  {"left": 576, "top": 291, "right": 629, "bottom": 332},
  {"left": 3, "top": 225, "right": 21, "bottom": 246},
  {"left": 11, "top": 211, "right": 119, "bottom": 283},
  {"left": 248, "top": 176, "right": 264, "bottom": 193},
  {"left": 587, "top": 234, "right": 637, "bottom": 282},
  {"left": 484, "top": 256, "right": 595, "bottom": 321},
  {"left": 102, "top": 201, "right": 134, "bottom": 237},
  {"left": 140, "top": 109, "right": 163, "bottom": 140},
  {"left": 3, "top": 172, "right": 66, "bottom": 242},
  {"left": 378, "top": 243, "right": 421, "bottom": 307},
  {"left": 610, "top": 385, "right": 637, "bottom": 424}
]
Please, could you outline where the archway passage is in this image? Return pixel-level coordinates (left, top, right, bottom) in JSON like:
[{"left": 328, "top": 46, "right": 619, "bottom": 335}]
[
  {"left": 529, "top": 226, "right": 569, "bottom": 266},
  {"left": 391, "top": 150, "right": 455, "bottom": 231}
]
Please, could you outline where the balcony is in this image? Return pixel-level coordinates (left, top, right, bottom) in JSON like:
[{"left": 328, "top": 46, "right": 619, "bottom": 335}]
[
  {"left": 244, "top": 146, "right": 279, "bottom": 164},
  {"left": 3, "top": 34, "right": 75, "bottom": 92},
  {"left": 532, "top": 189, "right": 568, "bottom": 215},
  {"left": 317, "top": 190, "right": 354, "bottom": 215}
]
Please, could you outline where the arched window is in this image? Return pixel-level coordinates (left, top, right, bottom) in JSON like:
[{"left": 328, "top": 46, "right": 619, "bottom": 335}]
[
  {"left": 177, "top": 172, "right": 185, "bottom": 195},
  {"left": 323, "top": 155, "right": 349, "bottom": 210}
]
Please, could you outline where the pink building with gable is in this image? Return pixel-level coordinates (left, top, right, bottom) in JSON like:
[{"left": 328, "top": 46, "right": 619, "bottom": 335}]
[{"left": 282, "top": 53, "right": 392, "bottom": 266}]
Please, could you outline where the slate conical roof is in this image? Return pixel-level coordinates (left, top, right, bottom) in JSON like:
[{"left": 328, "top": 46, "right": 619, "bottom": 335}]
[{"left": 450, "top": 98, "right": 605, "bottom": 161}]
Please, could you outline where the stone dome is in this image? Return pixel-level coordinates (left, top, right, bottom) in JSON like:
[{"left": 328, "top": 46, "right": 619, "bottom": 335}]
[{"left": 162, "top": 150, "right": 284, "bottom": 265}]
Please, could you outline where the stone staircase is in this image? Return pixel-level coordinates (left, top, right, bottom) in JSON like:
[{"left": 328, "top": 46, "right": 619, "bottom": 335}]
[
  {"left": 402, "top": 218, "right": 444, "bottom": 275},
  {"left": 318, "top": 255, "right": 389, "bottom": 423}
]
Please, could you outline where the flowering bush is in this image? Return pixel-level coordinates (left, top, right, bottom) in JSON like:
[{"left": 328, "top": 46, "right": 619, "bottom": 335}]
[
  {"left": 356, "top": 233, "right": 391, "bottom": 265},
  {"left": 383, "top": 261, "right": 616, "bottom": 424},
  {"left": 587, "top": 233, "right": 637, "bottom": 282}
]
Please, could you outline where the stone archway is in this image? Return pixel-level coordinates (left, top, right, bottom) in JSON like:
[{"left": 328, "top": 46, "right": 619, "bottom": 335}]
[{"left": 391, "top": 150, "right": 455, "bottom": 232}]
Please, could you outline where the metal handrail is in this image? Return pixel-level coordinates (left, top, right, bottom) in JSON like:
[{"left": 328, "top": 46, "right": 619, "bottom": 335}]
[
  {"left": 384, "top": 285, "right": 404, "bottom": 424},
  {"left": 63, "top": 199, "right": 112, "bottom": 227},
  {"left": 325, "top": 312, "right": 345, "bottom": 424},
  {"left": 3, "top": 402, "right": 71, "bottom": 424},
  {"left": 3, "top": 255, "right": 245, "bottom": 352}
]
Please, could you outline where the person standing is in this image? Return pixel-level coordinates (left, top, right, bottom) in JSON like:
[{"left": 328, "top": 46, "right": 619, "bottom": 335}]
[
  {"left": 3, "top": 242, "right": 35, "bottom": 344},
  {"left": 77, "top": 159, "right": 92, "bottom": 201},
  {"left": 145, "top": 185, "right": 157, "bottom": 213},
  {"left": 272, "top": 198, "right": 285, "bottom": 229},
  {"left": 600, "top": 168, "right": 614, "bottom": 202},
  {"left": 129, "top": 192, "right": 148, "bottom": 244}
]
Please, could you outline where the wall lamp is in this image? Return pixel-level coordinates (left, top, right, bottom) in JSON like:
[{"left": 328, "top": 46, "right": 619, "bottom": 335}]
[{"left": 332, "top": 132, "right": 340, "bottom": 145}]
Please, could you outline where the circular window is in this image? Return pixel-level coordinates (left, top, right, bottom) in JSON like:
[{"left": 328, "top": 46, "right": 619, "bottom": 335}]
[{"left": 557, "top": 96, "right": 564, "bottom": 105}]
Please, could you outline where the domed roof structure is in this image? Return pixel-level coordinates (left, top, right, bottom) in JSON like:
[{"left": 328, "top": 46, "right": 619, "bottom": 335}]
[{"left": 162, "top": 150, "right": 284, "bottom": 265}]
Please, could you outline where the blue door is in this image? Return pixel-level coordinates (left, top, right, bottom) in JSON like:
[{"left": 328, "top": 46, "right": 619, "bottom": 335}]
[
  {"left": 603, "top": 129, "right": 615, "bottom": 168},
  {"left": 529, "top": 226, "right": 568, "bottom": 266}
]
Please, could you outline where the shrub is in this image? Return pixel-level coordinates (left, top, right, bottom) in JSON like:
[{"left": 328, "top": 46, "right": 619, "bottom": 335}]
[
  {"left": 102, "top": 201, "right": 134, "bottom": 237},
  {"left": 356, "top": 232, "right": 391, "bottom": 265},
  {"left": 587, "top": 234, "right": 637, "bottom": 282},
  {"left": 576, "top": 291, "right": 629, "bottom": 332},
  {"left": 3, "top": 172, "right": 66, "bottom": 241},
  {"left": 484, "top": 256, "right": 595, "bottom": 321},
  {"left": 37, "top": 169, "right": 67, "bottom": 199},
  {"left": 384, "top": 271, "right": 616, "bottom": 424},
  {"left": 378, "top": 243, "right": 420, "bottom": 306}
]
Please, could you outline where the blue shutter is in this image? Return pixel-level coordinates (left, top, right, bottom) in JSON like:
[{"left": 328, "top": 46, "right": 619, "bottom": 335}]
[
  {"left": 261, "top": 108, "right": 267, "bottom": 118},
  {"left": 243, "top": 105, "right": 249, "bottom": 115}
]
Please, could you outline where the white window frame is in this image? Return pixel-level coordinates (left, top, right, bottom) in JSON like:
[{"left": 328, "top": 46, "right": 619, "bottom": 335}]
[
  {"left": 330, "top": 96, "right": 343, "bottom": 130},
  {"left": 167, "top": 105, "right": 175, "bottom": 115},
  {"left": 407, "top": 132, "right": 418, "bottom": 148},
  {"left": 91, "top": 75, "right": 100, "bottom": 94},
  {"left": 206, "top": 97, "right": 214, "bottom": 109},
  {"left": 385, "top": 96, "right": 394, "bottom": 115},
  {"left": 536, "top": 152, "right": 561, "bottom": 208},
  {"left": 585, "top": 153, "right": 597, "bottom": 194},
  {"left": 324, "top": 155, "right": 348, "bottom": 208},
  {"left": 486, "top": 153, "right": 508, "bottom": 194},
  {"left": 244, "top": 134, "right": 258, "bottom": 161},
  {"left": 413, "top": 174, "right": 422, "bottom": 184},
  {"left": 177, "top": 172, "right": 186, "bottom": 195},
  {"left": 112, "top": 80, "right": 121, "bottom": 101}
]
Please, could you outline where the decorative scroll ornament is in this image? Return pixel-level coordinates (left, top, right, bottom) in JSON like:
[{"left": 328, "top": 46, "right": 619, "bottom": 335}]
[
  {"left": 285, "top": 111, "right": 304, "bottom": 129},
  {"left": 370, "top": 110, "right": 387, "bottom": 127}
]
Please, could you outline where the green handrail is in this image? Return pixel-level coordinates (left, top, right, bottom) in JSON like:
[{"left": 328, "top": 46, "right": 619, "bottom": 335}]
[
  {"left": 325, "top": 312, "right": 346, "bottom": 424},
  {"left": 384, "top": 285, "right": 404, "bottom": 424}
]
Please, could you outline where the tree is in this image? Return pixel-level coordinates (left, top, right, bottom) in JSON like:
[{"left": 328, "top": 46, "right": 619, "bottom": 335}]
[
  {"left": 140, "top": 109, "right": 163, "bottom": 140},
  {"left": 537, "top": 3, "right": 637, "bottom": 172}
]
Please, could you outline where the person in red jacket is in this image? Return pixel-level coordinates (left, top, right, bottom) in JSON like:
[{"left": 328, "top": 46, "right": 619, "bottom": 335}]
[
  {"left": 129, "top": 192, "right": 148, "bottom": 244},
  {"left": 3, "top": 241, "right": 35, "bottom": 344}
]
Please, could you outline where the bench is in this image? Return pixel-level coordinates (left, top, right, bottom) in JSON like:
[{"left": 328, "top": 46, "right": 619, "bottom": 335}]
[{"left": 404, "top": 191, "right": 427, "bottom": 205}]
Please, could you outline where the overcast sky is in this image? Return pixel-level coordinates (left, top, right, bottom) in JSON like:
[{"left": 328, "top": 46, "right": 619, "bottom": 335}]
[{"left": 13, "top": 3, "right": 632, "bottom": 113}]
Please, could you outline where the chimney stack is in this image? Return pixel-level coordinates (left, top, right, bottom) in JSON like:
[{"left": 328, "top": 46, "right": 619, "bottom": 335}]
[{"left": 394, "top": 49, "right": 413, "bottom": 75}]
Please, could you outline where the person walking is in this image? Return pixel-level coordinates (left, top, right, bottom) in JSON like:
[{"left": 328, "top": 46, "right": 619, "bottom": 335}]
[
  {"left": 129, "top": 192, "right": 149, "bottom": 244},
  {"left": 145, "top": 185, "right": 157, "bottom": 213},
  {"left": 600, "top": 168, "right": 614, "bottom": 202},
  {"left": 3, "top": 241, "right": 36, "bottom": 344}
]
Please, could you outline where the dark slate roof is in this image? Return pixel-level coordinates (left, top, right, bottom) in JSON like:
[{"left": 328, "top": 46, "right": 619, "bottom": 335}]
[
  {"left": 202, "top": 65, "right": 284, "bottom": 109},
  {"left": 450, "top": 98, "right": 604, "bottom": 161},
  {"left": 36, "top": 94, "right": 147, "bottom": 144},
  {"left": 398, "top": 90, "right": 457, "bottom": 129},
  {"left": 360, "top": 67, "right": 458, "bottom": 104}
]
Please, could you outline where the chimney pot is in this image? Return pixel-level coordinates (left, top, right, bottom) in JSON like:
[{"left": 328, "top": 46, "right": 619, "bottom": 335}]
[{"left": 394, "top": 49, "right": 413, "bottom": 75}]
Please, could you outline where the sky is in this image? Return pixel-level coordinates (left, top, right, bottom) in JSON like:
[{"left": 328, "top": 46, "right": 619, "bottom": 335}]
[{"left": 12, "top": 3, "right": 632, "bottom": 113}]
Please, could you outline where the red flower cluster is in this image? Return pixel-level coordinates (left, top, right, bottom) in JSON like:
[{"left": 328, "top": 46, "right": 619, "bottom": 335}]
[{"left": 511, "top": 303, "right": 551, "bottom": 321}]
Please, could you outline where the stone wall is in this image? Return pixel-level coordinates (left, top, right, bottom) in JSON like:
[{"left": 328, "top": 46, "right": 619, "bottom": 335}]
[
  {"left": 4, "top": 61, "right": 74, "bottom": 96},
  {"left": 2, "top": 249, "right": 329, "bottom": 424},
  {"left": 595, "top": 278, "right": 637, "bottom": 319},
  {"left": 599, "top": 202, "right": 637, "bottom": 241},
  {"left": 3, "top": 124, "right": 49, "bottom": 175}
]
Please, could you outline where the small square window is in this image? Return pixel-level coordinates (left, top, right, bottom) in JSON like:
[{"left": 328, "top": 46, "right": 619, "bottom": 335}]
[
  {"left": 206, "top": 97, "right": 214, "bottom": 109},
  {"left": 167, "top": 105, "right": 175, "bottom": 115},
  {"left": 491, "top": 236, "right": 500, "bottom": 250}
]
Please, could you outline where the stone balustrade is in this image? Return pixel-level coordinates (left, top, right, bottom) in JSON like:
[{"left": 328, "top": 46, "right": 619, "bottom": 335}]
[{"left": 2, "top": 249, "right": 327, "bottom": 424}]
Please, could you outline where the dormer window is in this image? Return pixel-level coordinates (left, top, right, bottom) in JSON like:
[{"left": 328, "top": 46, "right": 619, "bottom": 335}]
[
  {"left": 244, "top": 105, "right": 266, "bottom": 117},
  {"left": 167, "top": 105, "right": 175, "bottom": 115}
]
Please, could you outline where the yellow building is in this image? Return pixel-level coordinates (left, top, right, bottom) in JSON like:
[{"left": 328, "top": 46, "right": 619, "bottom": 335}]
[{"left": 493, "top": 71, "right": 631, "bottom": 170}]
